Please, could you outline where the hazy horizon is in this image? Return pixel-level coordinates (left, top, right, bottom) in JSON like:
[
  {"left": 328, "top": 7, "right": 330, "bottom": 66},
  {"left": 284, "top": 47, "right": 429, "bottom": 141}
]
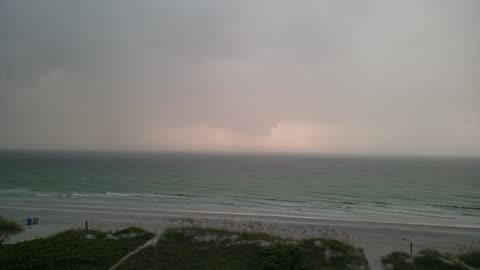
[
  {"left": 1, "top": 0, "right": 479, "bottom": 157},
  {"left": 2, "top": 148, "right": 480, "bottom": 160}
]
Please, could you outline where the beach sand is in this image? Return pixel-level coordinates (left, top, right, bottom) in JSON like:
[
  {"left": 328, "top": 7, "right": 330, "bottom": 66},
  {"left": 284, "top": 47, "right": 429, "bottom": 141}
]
[{"left": 1, "top": 197, "right": 479, "bottom": 270}]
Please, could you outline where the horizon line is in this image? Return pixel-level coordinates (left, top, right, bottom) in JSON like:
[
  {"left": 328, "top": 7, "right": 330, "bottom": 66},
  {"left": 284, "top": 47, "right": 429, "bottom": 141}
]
[{"left": 1, "top": 147, "right": 479, "bottom": 159}]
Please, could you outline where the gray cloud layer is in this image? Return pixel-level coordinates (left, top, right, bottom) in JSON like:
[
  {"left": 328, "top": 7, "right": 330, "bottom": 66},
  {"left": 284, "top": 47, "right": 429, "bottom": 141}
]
[{"left": 1, "top": 0, "right": 479, "bottom": 156}]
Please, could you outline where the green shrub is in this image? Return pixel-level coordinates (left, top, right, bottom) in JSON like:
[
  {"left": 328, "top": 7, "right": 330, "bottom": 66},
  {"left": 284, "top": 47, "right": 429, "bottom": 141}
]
[
  {"left": 118, "top": 227, "right": 369, "bottom": 270},
  {"left": 261, "top": 244, "right": 306, "bottom": 270},
  {"left": 0, "top": 217, "right": 23, "bottom": 235},
  {"left": 413, "top": 249, "right": 468, "bottom": 270},
  {"left": 381, "top": 252, "right": 414, "bottom": 270},
  {"left": 0, "top": 227, "right": 153, "bottom": 270},
  {"left": 458, "top": 250, "right": 480, "bottom": 268},
  {"left": 383, "top": 249, "right": 475, "bottom": 270}
]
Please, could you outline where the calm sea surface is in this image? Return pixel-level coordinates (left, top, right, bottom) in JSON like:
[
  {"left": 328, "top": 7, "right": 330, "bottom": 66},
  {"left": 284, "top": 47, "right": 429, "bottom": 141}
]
[{"left": 1, "top": 151, "right": 479, "bottom": 227}]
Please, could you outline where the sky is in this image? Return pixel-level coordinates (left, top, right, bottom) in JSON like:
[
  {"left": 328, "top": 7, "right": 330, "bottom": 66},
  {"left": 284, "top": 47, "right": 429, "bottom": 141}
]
[{"left": 0, "top": 0, "right": 479, "bottom": 156}]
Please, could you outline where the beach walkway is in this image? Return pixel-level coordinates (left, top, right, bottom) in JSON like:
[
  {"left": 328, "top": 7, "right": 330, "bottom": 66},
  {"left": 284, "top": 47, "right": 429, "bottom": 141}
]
[{"left": 108, "top": 234, "right": 160, "bottom": 270}]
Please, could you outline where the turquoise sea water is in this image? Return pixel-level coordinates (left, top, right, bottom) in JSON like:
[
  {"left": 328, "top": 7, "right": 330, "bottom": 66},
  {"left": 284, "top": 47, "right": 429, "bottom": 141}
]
[{"left": 0, "top": 151, "right": 479, "bottom": 227}]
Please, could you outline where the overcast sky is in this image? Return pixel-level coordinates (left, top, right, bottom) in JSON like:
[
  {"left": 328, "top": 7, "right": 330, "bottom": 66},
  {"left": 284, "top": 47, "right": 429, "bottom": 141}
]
[{"left": 0, "top": 0, "right": 479, "bottom": 156}]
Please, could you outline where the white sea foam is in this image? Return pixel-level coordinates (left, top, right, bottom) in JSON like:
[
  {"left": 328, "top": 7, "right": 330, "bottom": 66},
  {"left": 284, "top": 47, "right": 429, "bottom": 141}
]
[{"left": 1, "top": 153, "right": 479, "bottom": 227}]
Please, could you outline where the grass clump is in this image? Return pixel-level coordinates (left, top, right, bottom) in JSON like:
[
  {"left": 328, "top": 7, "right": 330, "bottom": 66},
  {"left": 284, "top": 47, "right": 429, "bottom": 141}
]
[
  {"left": 118, "top": 226, "right": 369, "bottom": 270},
  {"left": 381, "top": 252, "right": 414, "bottom": 270},
  {"left": 0, "top": 217, "right": 24, "bottom": 244},
  {"left": 458, "top": 250, "right": 480, "bottom": 269},
  {"left": 413, "top": 249, "right": 467, "bottom": 270},
  {"left": 0, "top": 217, "right": 23, "bottom": 235},
  {"left": 260, "top": 244, "right": 306, "bottom": 270},
  {"left": 0, "top": 227, "right": 154, "bottom": 270},
  {"left": 382, "top": 249, "right": 478, "bottom": 270}
]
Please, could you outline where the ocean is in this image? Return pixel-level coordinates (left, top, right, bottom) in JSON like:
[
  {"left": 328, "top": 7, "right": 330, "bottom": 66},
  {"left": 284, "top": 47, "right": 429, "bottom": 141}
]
[{"left": 0, "top": 151, "right": 479, "bottom": 227}]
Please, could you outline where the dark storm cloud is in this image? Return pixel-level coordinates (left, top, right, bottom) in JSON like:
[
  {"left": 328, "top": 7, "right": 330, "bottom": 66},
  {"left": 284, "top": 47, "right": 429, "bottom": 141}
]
[{"left": 1, "top": 0, "right": 479, "bottom": 155}]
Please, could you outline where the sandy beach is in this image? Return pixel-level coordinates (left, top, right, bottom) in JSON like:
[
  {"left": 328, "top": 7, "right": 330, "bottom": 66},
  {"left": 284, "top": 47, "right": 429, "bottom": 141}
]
[{"left": 1, "top": 197, "right": 479, "bottom": 270}]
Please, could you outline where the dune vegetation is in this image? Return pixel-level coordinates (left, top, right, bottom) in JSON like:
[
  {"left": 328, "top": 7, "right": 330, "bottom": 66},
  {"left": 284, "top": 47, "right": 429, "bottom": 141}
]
[
  {"left": 382, "top": 249, "right": 480, "bottom": 270},
  {"left": 118, "top": 227, "right": 369, "bottom": 270},
  {"left": 0, "top": 216, "right": 23, "bottom": 235},
  {"left": 0, "top": 227, "right": 154, "bottom": 270},
  {"left": 0, "top": 216, "right": 23, "bottom": 243}
]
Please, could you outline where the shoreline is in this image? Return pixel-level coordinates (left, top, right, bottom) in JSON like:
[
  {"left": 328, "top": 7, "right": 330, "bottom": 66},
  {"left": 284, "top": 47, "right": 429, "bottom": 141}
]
[
  {"left": 2, "top": 204, "right": 480, "bottom": 234},
  {"left": 1, "top": 196, "right": 479, "bottom": 230},
  {"left": 1, "top": 198, "right": 480, "bottom": 270}
]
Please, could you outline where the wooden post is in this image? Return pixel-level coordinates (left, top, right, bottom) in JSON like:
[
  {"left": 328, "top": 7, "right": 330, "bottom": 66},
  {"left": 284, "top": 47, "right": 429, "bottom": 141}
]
[
  {"left": 85, "top": 220, "right": 88, "bottom": 231},
  {"left": 410, "top": 242, "right": 413, "bottom": 255}
]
